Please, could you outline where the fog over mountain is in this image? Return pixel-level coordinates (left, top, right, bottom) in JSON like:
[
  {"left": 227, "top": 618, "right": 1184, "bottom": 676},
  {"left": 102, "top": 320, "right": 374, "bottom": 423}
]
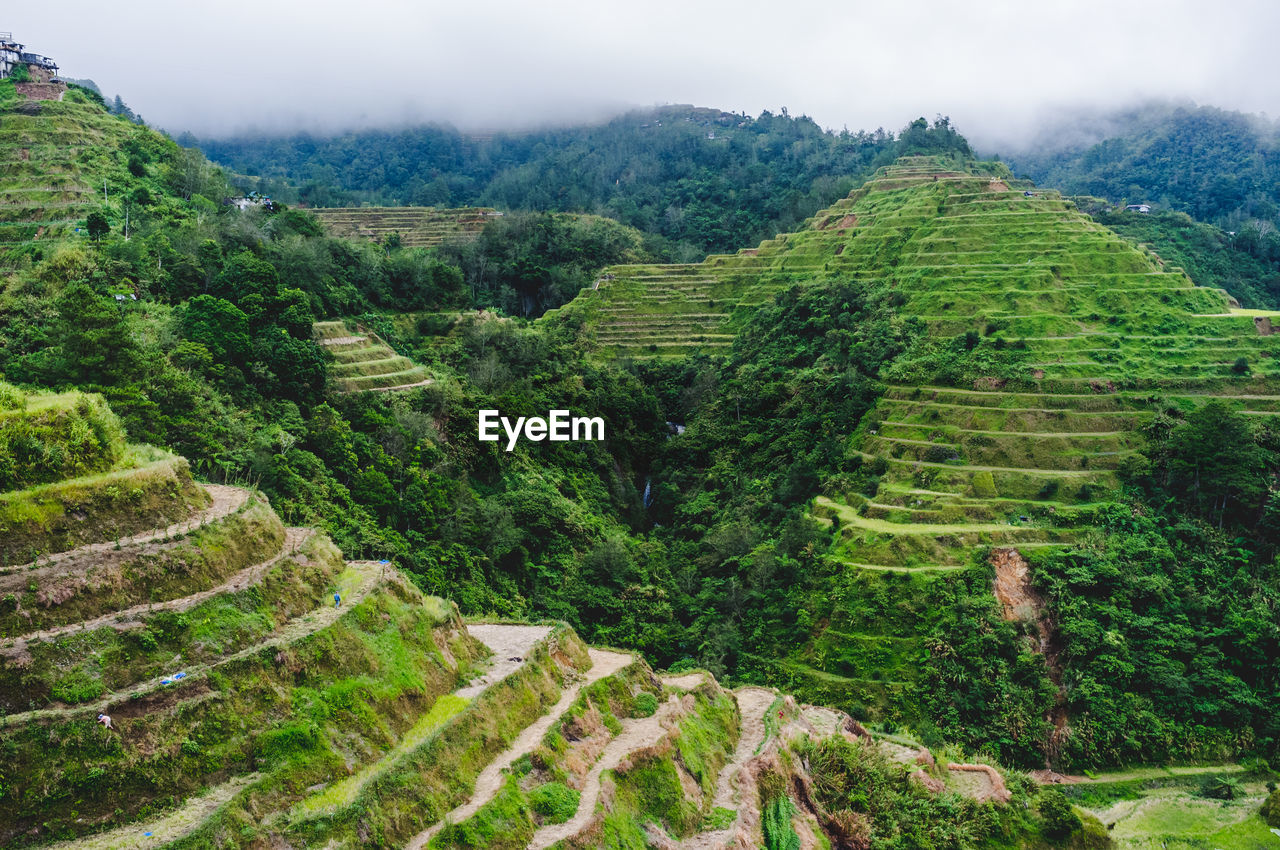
[{"left": 5, "top": 0, "right": 1278, "bottom": 144}]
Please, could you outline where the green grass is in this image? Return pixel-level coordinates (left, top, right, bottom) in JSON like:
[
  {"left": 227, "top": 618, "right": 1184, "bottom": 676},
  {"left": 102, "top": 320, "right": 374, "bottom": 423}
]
[
  {"left": 423, "top": 657, "right": 666, "bottom": 849},
  {"left": 0, "top": 446, "right": 209, "bottom": 565},
  {"left": 0, "top": 582, "right": 485, "bottom": 846},
  {"left": 1083, "top": 784, "right": 1273, "bottom": 849},
  {"left": 588, "top": 686, "right": 739, "bottom": 843},
  {"left": 294, "top": 692, "right": 470, "bottom": 816},
  {"left": 528, "top": 781, "right": 580, "bottom": 823},
  {"left": 429, "top": 776, "right": 535, "bottom": 849},
  {"left": 277, "top": 625, "right": 591, "bottom": 847}
]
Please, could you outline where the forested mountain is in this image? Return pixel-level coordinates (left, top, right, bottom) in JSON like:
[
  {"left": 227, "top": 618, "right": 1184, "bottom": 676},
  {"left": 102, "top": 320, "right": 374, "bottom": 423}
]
[
  {"left": 999, "top": 102, "right": 1280, "bottom": 229},
  {"left": 197, "top": 108, "right": 971, "bottom": 256}
]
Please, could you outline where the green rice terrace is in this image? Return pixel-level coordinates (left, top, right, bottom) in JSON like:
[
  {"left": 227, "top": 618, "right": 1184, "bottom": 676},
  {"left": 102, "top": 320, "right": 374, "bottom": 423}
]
[
  {"left": 558, "top": 155, "right": 1280, "bottom": 729},
  {"left": 1, "top": 382, "right": 1073, "bottom": 849},
  {"left": 309, "top": 206, "right": 500, "bottom": 249},
  {"left": 314, "top": 320, "right": 433, "bottom": 392},
  {"left": 0, "top": 80, "right": 178, "bottom": 269}
]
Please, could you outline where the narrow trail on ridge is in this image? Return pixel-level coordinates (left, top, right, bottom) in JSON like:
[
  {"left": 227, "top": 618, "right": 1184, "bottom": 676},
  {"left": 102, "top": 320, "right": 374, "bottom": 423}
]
[
  {"left": 678, "top": 686, "right": 776, "bottom": 850},
  {"left": 456, "top": 624, "right": 552, "bottom": 698},
  {"left": 1, "top": 560, "right": 382, "bottom": 726},
  {"left": 527, "top": 688, "right": 687, "bottom": 850},
  {"left": 406, "top": 644, "right": 633, "bottom": 850}
]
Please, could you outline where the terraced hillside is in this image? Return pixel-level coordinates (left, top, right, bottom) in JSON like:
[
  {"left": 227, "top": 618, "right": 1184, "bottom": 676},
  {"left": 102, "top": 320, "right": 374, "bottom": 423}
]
[
  {"left": 800, "top": 160, "right": 1280, "bottom": 569},
  {"left": 799, "top": 161, "right": 1278, "bottom": 726},
  {"left": 1, "top": 381, "right": 1079, "bottom": 849},
  {"left": 0, "top": 81, "right": 176, "bottom": 269},
  {"left": 561, "top": 156, "right": 1280, "bottom": 727},
  {"left": 549, "top": 160, "right": 994, "bottom": 358},
  {"left": 314, "top": 320, "right": 433, "bottom": 392},
  {"left": 309, "top": 206, "right": 500, "bottom": 248}
]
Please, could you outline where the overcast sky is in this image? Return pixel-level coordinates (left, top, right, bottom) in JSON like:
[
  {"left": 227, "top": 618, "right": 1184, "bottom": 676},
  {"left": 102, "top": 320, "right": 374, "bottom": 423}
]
[{"left": 5, "top": 0, "right": 1278, "bottom": 147}]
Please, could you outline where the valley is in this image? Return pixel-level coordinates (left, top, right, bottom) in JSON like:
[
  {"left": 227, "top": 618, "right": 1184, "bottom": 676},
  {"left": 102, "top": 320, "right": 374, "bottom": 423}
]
[
  {"left": 1, "top": 380, "right": 1056, "bottom": 847},
  {"left": 1, "top": 59, "right": 1278, "bottom": 848}
]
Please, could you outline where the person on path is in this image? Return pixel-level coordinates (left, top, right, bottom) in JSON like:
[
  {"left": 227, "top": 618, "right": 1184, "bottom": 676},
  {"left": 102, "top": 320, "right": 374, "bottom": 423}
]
[{"left": 334, "top": 592, "right": 341, "bottom": 608}]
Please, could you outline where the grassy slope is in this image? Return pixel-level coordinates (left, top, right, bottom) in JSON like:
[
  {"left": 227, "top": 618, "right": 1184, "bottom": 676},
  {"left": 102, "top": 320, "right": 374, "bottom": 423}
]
[
  {"left": 0, "top": 381, "right": 127, "bottom": 490},
  {"left": 0, "top": 80, "right": 189, "bottom": 269},
  {"left": 0, "top": 445, "right": 209, "bottom": 564},
  {"left": 0, "top": 574, "right": 482, "bottom": 847}
]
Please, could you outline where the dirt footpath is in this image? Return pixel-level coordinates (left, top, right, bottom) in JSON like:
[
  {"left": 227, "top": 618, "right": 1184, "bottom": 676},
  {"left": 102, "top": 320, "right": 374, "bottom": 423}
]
[
  {"left": 406, "top": 642, "right": 632, "bottom": 849},
  {"left": 456, "top": 624, "right": 553, "bottom": 699}
]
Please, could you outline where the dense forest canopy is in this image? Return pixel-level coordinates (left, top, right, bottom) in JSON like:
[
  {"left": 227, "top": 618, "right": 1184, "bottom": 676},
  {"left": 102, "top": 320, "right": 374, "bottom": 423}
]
[
  {"left": 197, "top": 108, "right": 971, "bottom": 257},
  {"left": 993, "top": 103, "right": 1280, "bottom": 309}
]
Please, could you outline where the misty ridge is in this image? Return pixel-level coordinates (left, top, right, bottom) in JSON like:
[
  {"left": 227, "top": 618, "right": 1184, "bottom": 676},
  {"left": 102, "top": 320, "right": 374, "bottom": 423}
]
[{"left": 180, "top": 97, "right": 1280, "bottom": 260}]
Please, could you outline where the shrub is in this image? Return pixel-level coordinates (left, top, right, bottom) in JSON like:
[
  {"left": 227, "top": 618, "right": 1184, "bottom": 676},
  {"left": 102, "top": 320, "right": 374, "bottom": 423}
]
[
  {"left": 529, "top": 781, "right": 579, "bottom": 824},
  {"left": 86, "top": 211, "right": 110, "bottom": 240},
  {"left": 50, "top": 668, "right": 105, "bottom": 703},
  {"left": 0, "top": 389, "right": 127, "bottom": 492},
  {"left": 1036, "top": 480, "right": 1060, "bottom": 500},
  {"left": 1198, "top": 774, "right": 1242, "bottom": 800},
  {"left": 762, "top": 795, "right": 801, "bottom": 850},
  {"left": 0, "top": 383, "right": 21, "bottom": 409},
  {"left": 257, "top": 720, "right": 322, "bottom": 764},
  {"left": 1038, "top": 789, "right": 1081, "bottom": 838},
  {"left": 634, "top": 691, "right": 659, "bottom": 717},
  {"left": 923, "top": 444, "right": 958, "bottom": 463},
  {"left": 1262, "top": 788, "right": 1280, "bottom": 827}
]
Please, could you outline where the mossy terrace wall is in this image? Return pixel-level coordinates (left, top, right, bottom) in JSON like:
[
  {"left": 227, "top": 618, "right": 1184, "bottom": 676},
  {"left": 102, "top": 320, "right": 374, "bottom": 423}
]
[
  {"left": 0, "top": 447, "right": 209, "bottom": 565},
  {"left": 0, "top": 497, "right": 305, "bottom": 714},
  {"left": 0, "top": 494, "right": 284, "bottom": 638},
  {"left": 0, "top": 573, "right": 483, "bottom": 847},
  {"left": 273, "top": 626, "right": 590, "bottom": 848}
]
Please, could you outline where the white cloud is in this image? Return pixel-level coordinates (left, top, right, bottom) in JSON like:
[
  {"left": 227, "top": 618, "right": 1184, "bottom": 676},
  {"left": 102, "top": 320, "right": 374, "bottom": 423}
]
[{"left": 6, "top": 0, "right": 1277, "bottom": 141}]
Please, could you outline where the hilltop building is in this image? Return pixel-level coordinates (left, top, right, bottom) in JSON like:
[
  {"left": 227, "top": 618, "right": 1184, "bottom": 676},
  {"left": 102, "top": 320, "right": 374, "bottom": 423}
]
[
  {"left": 0, "top": 32, "right": 59, "bottom": 81},
  {"left": 1, "top": 32, "right": 65, "bottom": 102},
  {"left": 1125, "top": 203, "right": 1152, "bottom": 213}
]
